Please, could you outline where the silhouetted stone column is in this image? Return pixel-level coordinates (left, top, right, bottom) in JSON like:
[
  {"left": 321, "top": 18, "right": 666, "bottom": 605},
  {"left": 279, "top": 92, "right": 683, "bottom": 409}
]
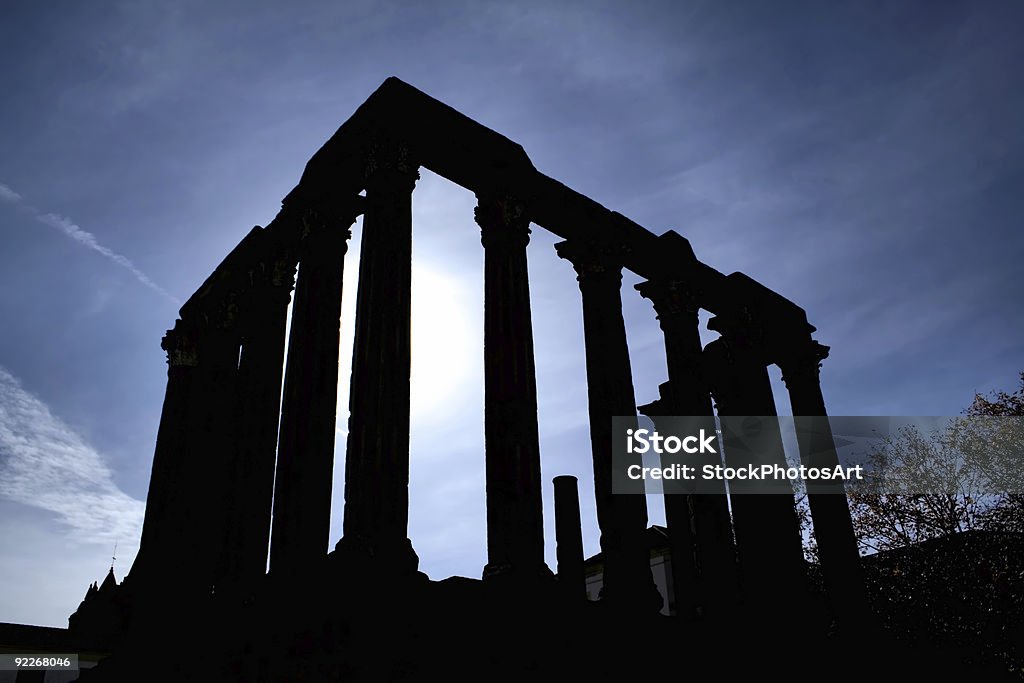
[
  {"left": 637, "top": 279, "right": 739, "bottom": 622},
  {"left": 190, "top": 325, "right": 243, "bottom": 594},
  {"left": 135, "top": 318, "right": 201, "bottom": 581},
  {"left": 219, "top": 243, "right": 298, "bottom": 593},
  {"left": 637, "top": 391, "right": 700, "bottom": 620},
  {"left": 476, "top": 193, "right": 547, "bottom": 580},
  {"left": 635, "top": 281, "right": 711, "bottom": 415},
  {"left": 703, "top": 332, "right": 807, "bottom": 618},
  {"left": 270, "top": 202, "right": 358, "bottom": 576},
  {"left": 779, "top": 339, "right": 869, "bottom": 630},
  {"left": 339, "top": 141, "right": 419, "bottom": 574},
  {"left": 553, "top": 475, "right": 586, "bottom": 601},
  {"left": 555, "top": 240, "right": 662, "bottom": 613},
  {"left": 131, "top": 317, "right": 239, "bottom": 612}
]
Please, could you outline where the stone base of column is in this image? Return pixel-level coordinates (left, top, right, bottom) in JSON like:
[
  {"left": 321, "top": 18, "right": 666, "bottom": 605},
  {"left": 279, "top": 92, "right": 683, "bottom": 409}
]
[
  {"left": 482, "top": 561, "right": 554, "bottom": 583},
  {"left": 481, "top": 561, "right": 556, "bottom": 608},
  {"left": 690, "top": 493, "right": 741, "bottom": 623},
  {"left": 333, "top": 535, "right": 420, "bottom": 579},
  {"left": 597, "top": 526, "right": 665, "bottom": 615}
]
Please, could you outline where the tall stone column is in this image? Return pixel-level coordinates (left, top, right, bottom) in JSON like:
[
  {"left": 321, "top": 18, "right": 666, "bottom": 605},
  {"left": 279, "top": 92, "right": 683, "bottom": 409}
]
[
  {"left": 636, "top": 279, "right": 739, "bottom": 621},
  {"left": 555, "top": 240, "right": 661, "bottom": 613},
  {"left": 703, "top": 331, "right": 807, "bottom": 618},
  {"left": 134, "top": 319, "right": 201, "bottom": 584},
  {"left": 131, "top": 316, "right": 239, "bottom": 613},
  {"left": 219, "top": 243, "right": 298, "bottom": 593},
  {"left": 476, "top": 193, "right": 547, "bottom": 580},
  {"left": 779, "top": 339, "right": 869, "bottom": 630},
  {"left": 339, "top": 141, "right": 419, "bottom": 574},
  {"left": 637, "top": 392, "right": 701, "bottom": 620},
  {"left": 190, "top": 324, "right": 243, "bottom": 594},
  {"left": 269, "top": 201, "right": 357, "bottom": 576}
]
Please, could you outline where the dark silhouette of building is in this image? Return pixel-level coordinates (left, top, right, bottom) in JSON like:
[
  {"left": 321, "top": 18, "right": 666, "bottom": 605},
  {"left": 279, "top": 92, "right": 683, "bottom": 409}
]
[
  {"left": 44, "top": 78, "right": 1009, "bottom": 680},
  {"left": 62, "top": 566, "right": 135, "bottom": 657}
]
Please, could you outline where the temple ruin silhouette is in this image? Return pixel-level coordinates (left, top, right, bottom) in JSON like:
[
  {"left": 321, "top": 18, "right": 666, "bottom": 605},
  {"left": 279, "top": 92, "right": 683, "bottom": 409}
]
[{"left": 76, "top": 77, "right": 878, "bottom": 680}]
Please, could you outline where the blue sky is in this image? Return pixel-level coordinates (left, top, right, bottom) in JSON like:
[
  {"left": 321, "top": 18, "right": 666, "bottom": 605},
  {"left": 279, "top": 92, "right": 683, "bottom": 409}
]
[{"left": 0, "top": 0, "right": 1021, "bottom": 627}]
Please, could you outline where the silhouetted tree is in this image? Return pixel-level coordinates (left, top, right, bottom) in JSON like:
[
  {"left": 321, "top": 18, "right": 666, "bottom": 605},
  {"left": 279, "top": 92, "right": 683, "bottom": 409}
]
[
  {"left": 794, "top": 492, "right": 819, "bottom": 563},
  {"left": 847, "top": 373, "right": 1024, "bottom": 553},
  {"left": 966, "top": 372, "right": 1024, "bottom": 533},
  {"left": 969, "top": 372, "right": 1024, "bottom": 417}
]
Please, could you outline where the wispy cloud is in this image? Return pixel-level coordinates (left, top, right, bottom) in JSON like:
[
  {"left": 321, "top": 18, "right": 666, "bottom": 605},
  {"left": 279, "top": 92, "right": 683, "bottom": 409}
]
[
  {"left": 0, "top": 181, "right": 179, "bottom": 304},
  {"left": 0, "top": 182, "right": 23, "bottom": 203},
  {"left": 0, "top": 366, "right": 145, "bottom": 546},
  {"left": 35, "top": 212, "right": 178, "bottom": 303}
]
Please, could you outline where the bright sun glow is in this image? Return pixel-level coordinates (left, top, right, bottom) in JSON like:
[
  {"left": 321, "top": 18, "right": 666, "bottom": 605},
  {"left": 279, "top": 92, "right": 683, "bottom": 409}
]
[{"left": 409, "top": 264, "right": 475, "bottom": 419}]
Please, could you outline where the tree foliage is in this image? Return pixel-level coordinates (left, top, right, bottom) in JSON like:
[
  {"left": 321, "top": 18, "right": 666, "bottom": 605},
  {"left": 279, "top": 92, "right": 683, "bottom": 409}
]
[
  {"left": 965, "top": 371, "right": 1024, "bottom": 534},
  {"left": 847, "top": 373, "right": 1024, "bottom": 554}
]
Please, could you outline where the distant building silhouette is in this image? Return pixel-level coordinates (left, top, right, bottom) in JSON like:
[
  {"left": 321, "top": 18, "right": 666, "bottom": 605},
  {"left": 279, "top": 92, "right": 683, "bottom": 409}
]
[{"left": 67, "top": 569, "right": 127, "bottom": 653}]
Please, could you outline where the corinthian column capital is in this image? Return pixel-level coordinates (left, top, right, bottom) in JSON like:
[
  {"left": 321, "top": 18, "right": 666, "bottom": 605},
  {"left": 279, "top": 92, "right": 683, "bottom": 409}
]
[
  {"left": 475, "top": 192, "right": 530, "bottom": 249},
  {"left": 779, "top": 339, "right": 830, "bottom": 387},
  {"left": 364, "top": 137, "right": 419, "bottom": 193},
  {"left": 635, "top": 278, "right": 699, "bottom": 321},
  {"left": 161, "top": 319, "right": 199, "bottom": 368},
  {"left": 707, "top": 307, "right": 768, "bottom": 363},
  {"left": 295, "top": 196, "right": 362, "bottom": 248},
  {"left": 554, "top": 240, "right": 626, "bottom": 290},
  {"left": 267, "top": 253, "right": 298, "bottom": 295}
]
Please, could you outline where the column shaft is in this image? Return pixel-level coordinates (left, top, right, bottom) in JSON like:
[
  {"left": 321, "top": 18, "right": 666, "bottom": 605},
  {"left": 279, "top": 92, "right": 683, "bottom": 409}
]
[
  {"left": 134, "top": 320, "right": 200, "bottom": 584},
  {"left": 340, "top": 145, "right": 419, "bottom": 573},
  {"left": 477, "top": 194, "right": 546, "bottom": 578},
  {"left": 704, "top": 337, "right": 807, "bottom": 617},
  {"left": 556, "top": 240, "right": 661, "bottom": 613},
  {"left": 192, "top": 329, "right": 242, "bottom": 594},
  {"left": 269, "top": 205, "right": 354, "bottom": 575},
  {"left": 219, "top": 248, "right": 296, "bottom": 591},
  {"left": 781, "top": 341, "right": 869, "bottom": 629},
  {"left": 637, "top": 399, "right": 702, "bottom": 619},
  {"left": 637, "top": 280, "right": 739, "bottom": 621},
  {"left": 132, "top": 318, "right": 239, "bottom": 612}
]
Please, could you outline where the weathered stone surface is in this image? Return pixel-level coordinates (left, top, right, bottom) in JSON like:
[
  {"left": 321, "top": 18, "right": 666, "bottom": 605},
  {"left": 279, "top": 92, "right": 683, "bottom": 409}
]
[
  {"left": 555, "top": 238, "right": 662, "bottom": 614},
  {"left": 270, "top": 201, "right": 358, "bottom": 577},
  {"left": 477, "top": 192, "right": 547, "bottom": 581},
  {"left": 337, "top": 141, "right": 420, "bottom": 574},
  {"left": 780, "top": 338, "right": 870, "bottom": 632},
  {"left": 637, "top": 276, "right": 740, "bottom": 623},
  {"left": 703, "top": 331, "right": 809, "bottom": 625}
]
